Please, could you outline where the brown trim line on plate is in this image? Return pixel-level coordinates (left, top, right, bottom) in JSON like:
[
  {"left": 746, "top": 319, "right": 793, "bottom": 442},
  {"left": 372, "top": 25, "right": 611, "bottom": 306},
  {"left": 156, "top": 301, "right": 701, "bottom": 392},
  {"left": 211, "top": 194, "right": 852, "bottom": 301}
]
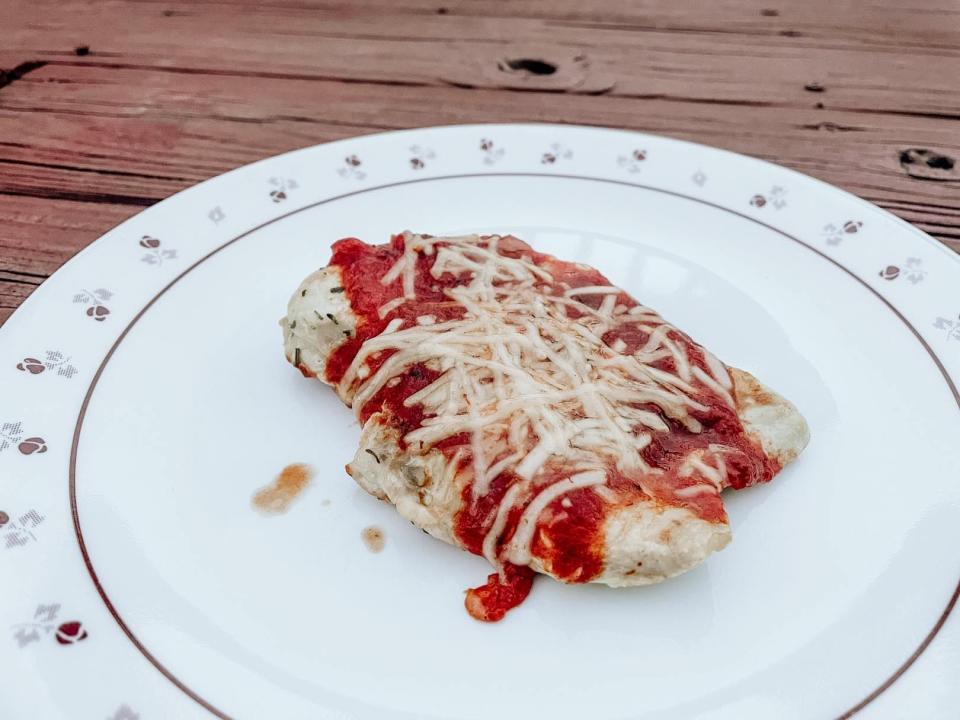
[{"left": 69, "top": 172, "right": 960, "bottom": 720}]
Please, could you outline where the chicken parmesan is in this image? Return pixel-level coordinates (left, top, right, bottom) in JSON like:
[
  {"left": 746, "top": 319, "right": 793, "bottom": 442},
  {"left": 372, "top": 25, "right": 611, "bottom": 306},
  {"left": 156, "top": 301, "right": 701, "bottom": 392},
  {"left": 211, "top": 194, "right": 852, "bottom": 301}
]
[{"left": 282, "top": 232, "right": 809, "bottom": 621}]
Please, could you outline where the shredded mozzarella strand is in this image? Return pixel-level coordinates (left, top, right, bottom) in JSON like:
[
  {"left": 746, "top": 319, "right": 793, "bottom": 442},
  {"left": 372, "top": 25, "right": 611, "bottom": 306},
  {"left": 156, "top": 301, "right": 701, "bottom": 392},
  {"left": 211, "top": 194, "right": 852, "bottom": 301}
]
[
  {"left": 703, "top": 349, "right": 733, "bottom": 390},
  {"left": 377, "top": 297, "right": 406, "bottom": 319},
  {"left": 565, "top": 285, "right": 621, "bottom": 297}
]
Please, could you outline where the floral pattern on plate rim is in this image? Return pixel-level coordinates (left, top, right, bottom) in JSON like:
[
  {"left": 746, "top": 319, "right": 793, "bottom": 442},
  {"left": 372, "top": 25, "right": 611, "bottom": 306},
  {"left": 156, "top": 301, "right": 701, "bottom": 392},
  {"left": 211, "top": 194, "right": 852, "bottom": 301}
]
[
  {"left": 16, "top": 350, "right": 76, "bottom": 378},
  {"left": 1, "top": 508, "right": 45, "bottom": 548},
  {"left": 10, "top": 603, "right": 89, "bottom": 647},
  {"left": 408, "top": 145, "right": 436, "bottom": 170},
  {"left": 208, "top": 206, "right": 226, "bottom": 225},
  {"left": 108, "top": 705, "right": 140, "bottom": 720},
  {"left": 879, "top": 257, "right": 927, "bottom": 284},
  {"left": 934, "top": 315, "right": 960, "bottom": 342},
  {"left": 823, "top": 220, "right": 864, "bottom": 246},
  {"left": 479, "top": 138, "right": 505, "bottom": 164},
  {"left": 541, "top": 142, "right": 573, "bottom": 164},
  {"left": 139, "top": 236, "right": 177, "bottom": 266},
  {"left": 337, "top": 154, "right": 365, "bottom": 180},
  {"left": 750, "top": 185, "right": 787, "bottom": 209},
  {"left": 617, "top": 149, "right": 647, "bottom": 173},
  {"left": 73, "top": 288, "right": 113, "bottom": 321},
  {"left": 269, "top": 176, "right": 298, "bottom": 203},
  {"left": 0, "top": 422, "right": 46, "bottom": 455}
]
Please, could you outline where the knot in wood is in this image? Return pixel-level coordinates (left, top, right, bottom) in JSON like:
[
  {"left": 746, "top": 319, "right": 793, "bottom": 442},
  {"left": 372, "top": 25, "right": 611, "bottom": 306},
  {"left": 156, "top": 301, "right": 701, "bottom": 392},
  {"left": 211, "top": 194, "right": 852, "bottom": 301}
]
[
  {"left": 438, "top": 46, "right": 614, "bottom": 94},
  {"left": 499, "top": 58, "right": 557, "bottom": 76},
  {"left": 899, "top": 148, "right": 958, "bottom": 182}
]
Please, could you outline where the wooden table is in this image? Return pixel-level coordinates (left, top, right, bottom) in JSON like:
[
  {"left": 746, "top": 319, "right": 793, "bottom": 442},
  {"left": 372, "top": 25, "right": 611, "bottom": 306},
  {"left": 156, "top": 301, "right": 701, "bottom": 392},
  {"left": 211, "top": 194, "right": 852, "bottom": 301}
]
[{"left": 2, "top": 0, "right": 958, "bottom": 325}]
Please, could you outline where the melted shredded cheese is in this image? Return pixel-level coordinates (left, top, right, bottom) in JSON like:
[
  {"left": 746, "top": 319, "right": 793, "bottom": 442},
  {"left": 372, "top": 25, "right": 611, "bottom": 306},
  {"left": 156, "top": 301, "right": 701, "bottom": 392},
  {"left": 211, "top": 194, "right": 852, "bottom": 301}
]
[{"left": 341, "top": 233, "right": 738, "bottom": 570}]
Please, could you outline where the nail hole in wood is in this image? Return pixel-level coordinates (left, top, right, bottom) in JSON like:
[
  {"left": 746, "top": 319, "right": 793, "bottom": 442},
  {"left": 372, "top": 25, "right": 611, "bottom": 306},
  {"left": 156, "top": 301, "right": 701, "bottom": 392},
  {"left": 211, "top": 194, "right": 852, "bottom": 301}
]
[
  {"left": 436, "top": 6, "right": 448, "bottom": 14},
  {"left": 780, "top": 29, "right": 802, "bottom": 37},
  {"left": 74, "top": 45, "right": 90, "bottom": 56},
  {"left": 500, "top": 58, "right": 558, "bottom": 76},
  {"left": 804, "top": 82, "right": 824, "bottom": 92},
  {"left": 760, "top": 8, "right": 780, "bottom": 16}
]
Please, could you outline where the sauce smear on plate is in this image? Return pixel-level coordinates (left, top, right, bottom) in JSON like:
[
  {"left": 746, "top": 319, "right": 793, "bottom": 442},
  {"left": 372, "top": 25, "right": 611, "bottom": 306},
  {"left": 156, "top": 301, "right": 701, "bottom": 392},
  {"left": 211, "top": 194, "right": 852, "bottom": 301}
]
[{"left": 253, "top": 463, "right": 314, "bottom": 513}]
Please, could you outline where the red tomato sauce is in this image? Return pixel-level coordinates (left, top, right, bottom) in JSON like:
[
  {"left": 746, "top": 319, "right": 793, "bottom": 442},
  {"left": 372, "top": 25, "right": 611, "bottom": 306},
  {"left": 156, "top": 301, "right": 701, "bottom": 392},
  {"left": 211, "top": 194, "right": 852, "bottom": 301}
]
[
  {"left": 325, "top": 236, "right": 468, "bottom": 386},
  {"left": 464, "top": 563, "right": 535, "bottom": 623},
  {"left": 326, "top": 234, "right": 776, "bottom": 621},
  {"left": 529, "top": 482, "right": 607, "bottom": 582}
]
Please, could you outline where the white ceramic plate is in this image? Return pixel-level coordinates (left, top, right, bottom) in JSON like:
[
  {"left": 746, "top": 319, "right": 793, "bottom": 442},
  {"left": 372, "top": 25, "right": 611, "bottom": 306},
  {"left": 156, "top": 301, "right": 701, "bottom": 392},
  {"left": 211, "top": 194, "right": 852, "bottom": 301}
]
[{"left": 2, "top": 124, "right": 958, "bottom": 720}]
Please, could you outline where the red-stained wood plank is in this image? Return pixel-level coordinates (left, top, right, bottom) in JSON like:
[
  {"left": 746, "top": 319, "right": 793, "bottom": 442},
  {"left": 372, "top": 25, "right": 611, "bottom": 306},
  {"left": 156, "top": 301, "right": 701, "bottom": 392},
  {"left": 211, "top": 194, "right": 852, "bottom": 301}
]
[
  {"left": 0, "top": 194, "right": 134, "bottom": 273},
  {"left": 3, "top": 1, "right": 960, "bottom": 116},
  {"left": 0, "top": 278, "right": 39, "bottom": 326},
  {"left": 1, "top": 0, "right": 958, "bottom": 324},
  {"left": 1, "top": 64, "right": 957, "bottom": 210}
]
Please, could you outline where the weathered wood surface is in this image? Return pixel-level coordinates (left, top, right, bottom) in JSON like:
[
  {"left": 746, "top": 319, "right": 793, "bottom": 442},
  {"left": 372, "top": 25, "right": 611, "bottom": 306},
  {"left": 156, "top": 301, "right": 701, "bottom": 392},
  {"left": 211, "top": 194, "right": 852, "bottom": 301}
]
[{"left": 1, "top": 0, "right": 958, "bottom": 324}]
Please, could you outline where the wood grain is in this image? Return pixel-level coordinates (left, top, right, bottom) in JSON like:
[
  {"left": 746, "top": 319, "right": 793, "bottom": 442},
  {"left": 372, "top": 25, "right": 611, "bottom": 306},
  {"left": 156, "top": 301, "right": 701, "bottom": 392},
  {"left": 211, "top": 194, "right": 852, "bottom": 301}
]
[{"left": 1, "top": 0, "right": 958, "bottom": 325}]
